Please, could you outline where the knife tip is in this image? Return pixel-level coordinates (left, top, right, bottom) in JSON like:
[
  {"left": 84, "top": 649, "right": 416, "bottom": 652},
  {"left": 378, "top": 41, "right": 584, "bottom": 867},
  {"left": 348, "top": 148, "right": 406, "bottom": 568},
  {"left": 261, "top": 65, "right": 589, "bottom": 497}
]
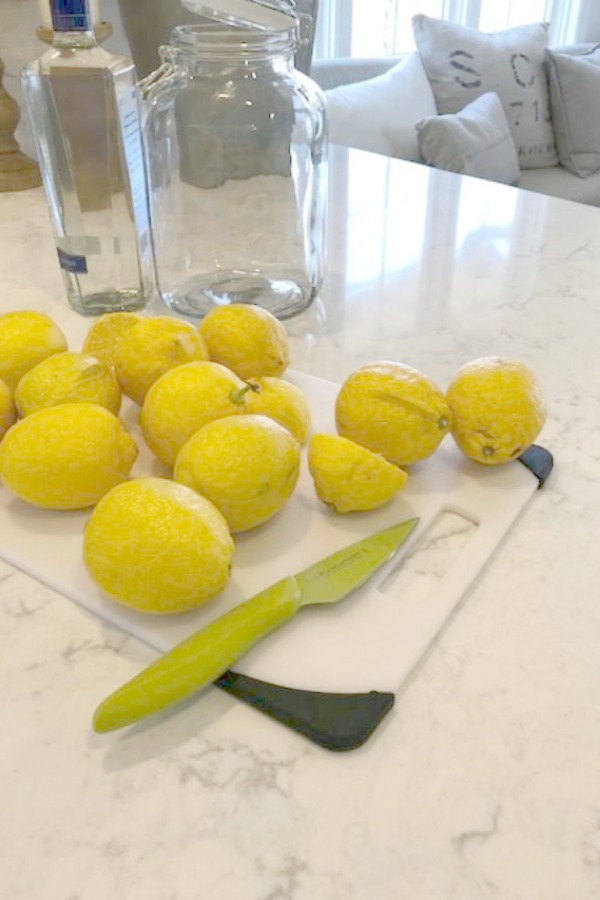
[{"left": 92, "top": 704, "right": 118, "bottom": 733}]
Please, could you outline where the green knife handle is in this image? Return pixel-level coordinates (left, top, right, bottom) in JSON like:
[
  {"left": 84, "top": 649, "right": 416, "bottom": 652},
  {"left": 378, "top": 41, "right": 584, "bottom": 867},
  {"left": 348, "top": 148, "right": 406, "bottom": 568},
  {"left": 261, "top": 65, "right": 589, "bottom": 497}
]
[{"left": 93, "top": 576, "right": 302, "bottom": 733}]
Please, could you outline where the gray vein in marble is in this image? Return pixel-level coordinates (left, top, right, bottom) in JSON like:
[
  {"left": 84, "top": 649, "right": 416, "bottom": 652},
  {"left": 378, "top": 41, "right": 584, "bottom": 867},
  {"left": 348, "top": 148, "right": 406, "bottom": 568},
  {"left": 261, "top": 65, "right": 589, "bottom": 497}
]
[{"left": 453, "top": 805, "right": 502, "bottom": 850}]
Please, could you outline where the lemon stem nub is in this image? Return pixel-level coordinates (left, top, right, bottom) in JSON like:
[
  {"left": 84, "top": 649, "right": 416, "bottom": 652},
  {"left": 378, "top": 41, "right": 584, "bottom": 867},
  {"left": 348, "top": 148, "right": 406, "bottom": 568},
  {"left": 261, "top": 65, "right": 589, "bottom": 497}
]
[{"left": 231, "top": 383, "right": 259, "bottom": 406}]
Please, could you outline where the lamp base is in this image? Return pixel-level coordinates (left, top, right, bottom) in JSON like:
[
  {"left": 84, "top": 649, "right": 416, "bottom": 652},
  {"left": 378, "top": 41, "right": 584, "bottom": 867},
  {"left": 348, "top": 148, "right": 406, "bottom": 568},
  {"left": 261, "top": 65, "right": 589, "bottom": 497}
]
[
  {"left": 0, "top": 151, "right": 42, "bottom": 192},
  {"left": 0, "top": 57, "right": 41, "bottom": 192}
]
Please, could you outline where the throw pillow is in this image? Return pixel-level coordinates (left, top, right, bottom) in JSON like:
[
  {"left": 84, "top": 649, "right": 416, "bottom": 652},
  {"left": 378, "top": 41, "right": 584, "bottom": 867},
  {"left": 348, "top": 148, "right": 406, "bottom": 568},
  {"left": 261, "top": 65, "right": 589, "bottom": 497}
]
[
  {"left": 416, "top": 92, "right": 521, "bottom": 184},
  {"left": 412, "top": 15, "right": 557, "bottom": 169},
  {"left": 545, "top": 46, "right": 600, "bottom": 177},
  {"left": 325, "top": 52, "right": 437, "bottom": 160}
]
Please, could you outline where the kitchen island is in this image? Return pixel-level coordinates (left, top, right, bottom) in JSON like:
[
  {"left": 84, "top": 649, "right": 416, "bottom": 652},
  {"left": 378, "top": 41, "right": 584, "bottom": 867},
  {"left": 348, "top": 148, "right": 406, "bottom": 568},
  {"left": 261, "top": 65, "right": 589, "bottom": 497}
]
[{"left": 1, "top": 147, "right": 599, "bottom": 900}]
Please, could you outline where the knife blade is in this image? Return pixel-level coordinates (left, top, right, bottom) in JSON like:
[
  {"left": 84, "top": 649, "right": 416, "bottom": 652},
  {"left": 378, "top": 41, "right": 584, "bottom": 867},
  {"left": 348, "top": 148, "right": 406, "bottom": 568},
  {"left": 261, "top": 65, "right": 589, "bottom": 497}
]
[{"left": 93, "top": 518, "right": 418, "bottom": 733}]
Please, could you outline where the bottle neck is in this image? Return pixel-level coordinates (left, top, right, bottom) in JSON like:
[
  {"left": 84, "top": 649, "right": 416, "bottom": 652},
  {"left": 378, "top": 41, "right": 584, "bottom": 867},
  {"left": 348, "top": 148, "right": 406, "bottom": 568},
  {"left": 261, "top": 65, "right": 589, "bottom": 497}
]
[{"left": 52, "top": 29, "right": 96, "bottom": 49}]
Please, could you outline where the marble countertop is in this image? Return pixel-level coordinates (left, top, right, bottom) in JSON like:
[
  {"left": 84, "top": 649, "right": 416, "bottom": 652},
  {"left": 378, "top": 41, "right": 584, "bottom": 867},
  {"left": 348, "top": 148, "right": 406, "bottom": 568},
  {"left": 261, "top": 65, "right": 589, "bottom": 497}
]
[{"left": 2, "top": 148, "right": 600, "bottom": 900}]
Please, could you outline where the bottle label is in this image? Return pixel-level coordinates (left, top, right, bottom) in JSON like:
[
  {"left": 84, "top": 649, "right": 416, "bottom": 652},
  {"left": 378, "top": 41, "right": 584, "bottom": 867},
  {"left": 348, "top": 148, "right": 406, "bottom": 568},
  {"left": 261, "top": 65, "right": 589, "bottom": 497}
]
[
  {"left": 50, "top": 0, "right": 92, "bottom": 32},
  {"left": 57, "top": 248, "right": 88, "bottom": 274},
  {"left": 117, "top": 86, "right": 150, "bottom": 235}
]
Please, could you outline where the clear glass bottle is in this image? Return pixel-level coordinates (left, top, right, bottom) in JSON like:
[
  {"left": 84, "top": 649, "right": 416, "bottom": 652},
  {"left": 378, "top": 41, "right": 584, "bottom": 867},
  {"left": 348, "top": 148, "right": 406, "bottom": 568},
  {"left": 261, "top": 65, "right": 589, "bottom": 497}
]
[
  {"left": 140, "top": 6, "right": 327, "bottom": 319},
  {"left": 22, "top": 0, "right": 155, "bottom": 315}
]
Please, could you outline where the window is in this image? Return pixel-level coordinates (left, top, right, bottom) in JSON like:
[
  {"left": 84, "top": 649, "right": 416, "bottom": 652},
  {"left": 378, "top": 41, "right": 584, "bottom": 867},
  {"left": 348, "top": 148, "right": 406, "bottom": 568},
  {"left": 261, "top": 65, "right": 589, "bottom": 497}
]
[
  {"left": 314, "top": 0, "right": 591, "bottom": 60},
  {"left": 350, "top": 0, "right": 445, "bottom": 57},
  {"left": 479, "top": 1, "right": 548, "bottom": 35}
]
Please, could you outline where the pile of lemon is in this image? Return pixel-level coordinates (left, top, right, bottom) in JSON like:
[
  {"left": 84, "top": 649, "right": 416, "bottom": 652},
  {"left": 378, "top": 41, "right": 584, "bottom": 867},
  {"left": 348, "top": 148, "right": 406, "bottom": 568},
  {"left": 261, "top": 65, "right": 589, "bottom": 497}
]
[
  {"left": 0, "top": 306, "right": 546, "bottom": 617},
  {"left": 0, "top": 306, "right": 309, "bottom": 615}
]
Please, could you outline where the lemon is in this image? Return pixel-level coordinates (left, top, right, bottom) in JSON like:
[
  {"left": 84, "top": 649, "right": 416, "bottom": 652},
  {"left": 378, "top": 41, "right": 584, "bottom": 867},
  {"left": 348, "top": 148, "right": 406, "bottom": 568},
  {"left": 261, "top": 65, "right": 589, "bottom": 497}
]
[
  {"left": 446, "top": 357, "right": 547, "bottom": 465},
  {"left": 198, "top": 303, "right": 290, "bottom": 379},
  {"left": 0, "top": 378, "right": 16, "bottom": 442},
  {"left": 242, "top": 376, "right": 311, "bottom": 444},
  {"left": 0, "top": 310, "right": 67, "bottom": 392},
  {"left": 174, "top": 414, "right": 300, "bottom": 533},
  {"left": 0, "top": 402, "right": 138, "bottom": 509},
  {"left": 14, "top": 351, "right": 121, "bottom": 417},
  {"left": 335, "top": 362, "right": 452, "bottom": 467},
  {"left": 83, "top": 477, "right": 234, "bottom": 614},
  {"left": 308, "top": 432, "right": 408, "bottom": 513},
  {"left": 113, "top": 315, "right": 209, "bottom": 404},
  {"left": 81, "top": 311, "right": 142, "bottom": 373},
  {"left": 140, "top": 361, "right": 247, "bottom": 468}
]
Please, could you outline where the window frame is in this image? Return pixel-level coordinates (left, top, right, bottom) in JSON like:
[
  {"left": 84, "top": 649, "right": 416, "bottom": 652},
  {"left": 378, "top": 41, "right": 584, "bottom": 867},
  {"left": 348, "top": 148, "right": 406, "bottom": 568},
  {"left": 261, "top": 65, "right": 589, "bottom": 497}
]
[{"left": 313, "top": 0, "right": 588, "bottom": 61}]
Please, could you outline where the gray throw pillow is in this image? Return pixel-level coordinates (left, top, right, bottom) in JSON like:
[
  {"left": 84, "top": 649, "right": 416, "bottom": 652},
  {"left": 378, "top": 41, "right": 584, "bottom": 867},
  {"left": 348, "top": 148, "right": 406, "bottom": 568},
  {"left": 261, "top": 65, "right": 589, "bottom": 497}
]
[
  {"left": 416, "top": 92, "right": 521, "bottom": 184},
  {"left": 545, "top": 46, "right": 600, "bottom": 177},
  {"left": 412, "top": 15, "right": 557, "bottom": 170}
]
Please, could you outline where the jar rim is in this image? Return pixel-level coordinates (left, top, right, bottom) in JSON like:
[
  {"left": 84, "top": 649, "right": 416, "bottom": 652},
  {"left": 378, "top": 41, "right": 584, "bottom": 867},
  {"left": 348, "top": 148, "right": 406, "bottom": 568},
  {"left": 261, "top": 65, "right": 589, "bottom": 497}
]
[{"left": 170, "top": 22, "right": 298, "bottom": 56}]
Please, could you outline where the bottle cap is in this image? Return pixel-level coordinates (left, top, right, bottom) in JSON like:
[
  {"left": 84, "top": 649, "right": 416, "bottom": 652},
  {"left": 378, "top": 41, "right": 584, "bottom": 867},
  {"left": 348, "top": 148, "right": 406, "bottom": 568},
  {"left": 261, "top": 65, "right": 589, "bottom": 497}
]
[
  {"left": 181, "top": 0, "right": 297, "bottom": 31},
  {"left": 50, "top": 0, "right": 92, "bottom": 31}
]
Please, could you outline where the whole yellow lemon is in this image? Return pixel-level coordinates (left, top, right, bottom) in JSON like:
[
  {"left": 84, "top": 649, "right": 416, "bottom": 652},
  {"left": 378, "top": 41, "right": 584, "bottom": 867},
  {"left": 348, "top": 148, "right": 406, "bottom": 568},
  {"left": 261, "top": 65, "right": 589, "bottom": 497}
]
[
  {"left": 14, "top": 351, "right": 121, "bottom": 417},
  {"left": 83, "top": 477, "right": 234, "bottom": 614},
  {"left": 242, "top": 376, "right": 311, "bottom": 444},
  {"left": 198, "top": 303, "right": 290, "bottom": 379},
  {"left": 174, "top": 414, "right": 300, "bottom": 533},
  {"left": 0, "top": 378, "right": 17, "bottom": 442},
  {"left": 81, "top": 311, "right": 143, "bottom": 373},
  {"left": 0, "top": 310, "right": 67, "bottom": 392},
  {"left": 140, "top": 360, "right": 247, "bottom": 468},
  {"left": 446, "top": 357, "right": 547, "bottom": 465},
  {"left": 308, "top": 432, "right": 408, "bottom": 513},
  {"left": 0, "top": 402, "right": 138, "bottom": 509},
  {"left": 335, "top": 361, "right": 452, "bottom": 467},
  {"left": 113, "top": 315, "right": 209, "bottom": 404}
]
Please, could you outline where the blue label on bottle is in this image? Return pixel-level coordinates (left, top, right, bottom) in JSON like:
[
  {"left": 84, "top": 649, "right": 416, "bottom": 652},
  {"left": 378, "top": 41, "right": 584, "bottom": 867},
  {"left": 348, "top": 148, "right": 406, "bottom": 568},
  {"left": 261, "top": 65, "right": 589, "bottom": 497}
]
[
  {"left": 57, "top": 247, "right": 88, "bottom": 274},
  {"left": 50, "top": 0, "right": 92, "bottom": 31}
]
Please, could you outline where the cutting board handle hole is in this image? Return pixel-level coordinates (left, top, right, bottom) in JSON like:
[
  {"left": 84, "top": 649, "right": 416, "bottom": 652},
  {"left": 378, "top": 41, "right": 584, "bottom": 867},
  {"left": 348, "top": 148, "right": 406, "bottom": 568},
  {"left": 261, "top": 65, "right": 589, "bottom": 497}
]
[{"left": 379, "top": 509, "right": 479, "bottom": 602}]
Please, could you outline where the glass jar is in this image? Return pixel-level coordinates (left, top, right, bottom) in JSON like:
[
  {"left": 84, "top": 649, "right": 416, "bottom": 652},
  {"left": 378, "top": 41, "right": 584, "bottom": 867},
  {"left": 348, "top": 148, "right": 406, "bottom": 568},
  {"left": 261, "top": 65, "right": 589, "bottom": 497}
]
[{"left": 140, "top": 18, "right": 327, "bottom": 319}]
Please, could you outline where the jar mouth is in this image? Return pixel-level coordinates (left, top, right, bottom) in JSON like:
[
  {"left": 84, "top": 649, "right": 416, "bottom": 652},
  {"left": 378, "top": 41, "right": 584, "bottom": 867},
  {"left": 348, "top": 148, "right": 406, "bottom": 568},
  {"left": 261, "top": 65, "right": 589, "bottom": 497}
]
[{"left": 170, "top": 22, "right": 298, "bottom": 57}]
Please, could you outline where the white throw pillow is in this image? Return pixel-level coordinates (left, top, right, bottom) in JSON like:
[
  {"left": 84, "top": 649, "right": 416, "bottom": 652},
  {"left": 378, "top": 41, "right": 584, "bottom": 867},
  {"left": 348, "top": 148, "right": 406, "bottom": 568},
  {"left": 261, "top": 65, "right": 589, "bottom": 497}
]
[
  {"left": 412, "top": 15, "right": 557, "bottom": 170},
  {"left": 325, "top": 52, "right": 437, "bottom": 160},
  {"left": 545, "top": 46, "right": 600, "bottom": 177},
  {"left": 416, "top": 92, "right": 521, "bottom": 184}
]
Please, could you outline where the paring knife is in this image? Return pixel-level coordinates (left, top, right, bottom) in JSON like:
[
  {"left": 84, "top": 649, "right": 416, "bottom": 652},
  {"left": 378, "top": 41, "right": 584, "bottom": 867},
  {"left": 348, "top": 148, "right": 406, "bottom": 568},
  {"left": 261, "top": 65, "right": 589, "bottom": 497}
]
[{"left": 93, "top": 518, "right": 418, "bottom": 733}]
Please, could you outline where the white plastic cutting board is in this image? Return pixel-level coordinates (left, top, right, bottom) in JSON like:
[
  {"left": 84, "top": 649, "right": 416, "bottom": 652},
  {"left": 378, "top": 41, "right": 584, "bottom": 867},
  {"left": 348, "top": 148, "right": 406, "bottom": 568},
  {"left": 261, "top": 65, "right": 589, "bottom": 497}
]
[{"left": 0, "top": 371, "right": 541, "bottom": 695}]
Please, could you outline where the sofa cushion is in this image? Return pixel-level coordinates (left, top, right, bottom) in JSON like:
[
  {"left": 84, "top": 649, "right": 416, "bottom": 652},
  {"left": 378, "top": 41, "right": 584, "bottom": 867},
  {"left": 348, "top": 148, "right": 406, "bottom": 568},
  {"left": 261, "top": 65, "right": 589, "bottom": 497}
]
[
  {"left": 313, "top": 57, "right": 402, "bottom": 92},
  {"left": 324, "top": 52, "right": 437, "bottom": 161},
  {"left": 545, "top": 46, "right": 600, "bottom": 177},
  {"left": 412, "top": 15, "right": 557, "bottom": 170},
  {"left": 519, "top": 164, "right": 600, "bottom": 206},
  {"left": 416, "top": 92, "right": 520, "bottom": 184}
]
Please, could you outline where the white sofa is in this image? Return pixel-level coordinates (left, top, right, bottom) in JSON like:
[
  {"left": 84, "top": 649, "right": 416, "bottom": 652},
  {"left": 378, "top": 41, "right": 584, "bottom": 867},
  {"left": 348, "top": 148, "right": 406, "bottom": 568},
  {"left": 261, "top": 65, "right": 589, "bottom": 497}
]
[{"left": 312, "top": 33, "right": 600, "bottom": 207}]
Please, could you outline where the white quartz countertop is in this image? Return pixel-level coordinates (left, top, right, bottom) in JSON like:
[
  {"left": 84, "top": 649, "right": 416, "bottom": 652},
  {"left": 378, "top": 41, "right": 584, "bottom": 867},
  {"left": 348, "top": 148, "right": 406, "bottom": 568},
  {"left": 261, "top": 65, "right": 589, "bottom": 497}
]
[{"left": 1, "top": 148, "right": 600, "bottom": 900}]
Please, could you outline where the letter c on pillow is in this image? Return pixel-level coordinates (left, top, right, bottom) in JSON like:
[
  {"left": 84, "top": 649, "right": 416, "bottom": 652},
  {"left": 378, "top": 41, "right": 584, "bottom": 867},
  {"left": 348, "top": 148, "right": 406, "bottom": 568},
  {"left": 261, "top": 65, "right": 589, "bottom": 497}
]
[{"left": 511, "top": 53, "right": 535, "bottom": 88}]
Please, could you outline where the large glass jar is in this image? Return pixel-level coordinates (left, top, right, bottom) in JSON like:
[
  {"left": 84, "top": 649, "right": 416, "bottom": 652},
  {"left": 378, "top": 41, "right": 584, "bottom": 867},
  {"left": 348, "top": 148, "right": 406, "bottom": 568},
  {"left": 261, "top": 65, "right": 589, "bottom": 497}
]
[{"left": 140, "top": 18, "right": 327, "bottom": 319}]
